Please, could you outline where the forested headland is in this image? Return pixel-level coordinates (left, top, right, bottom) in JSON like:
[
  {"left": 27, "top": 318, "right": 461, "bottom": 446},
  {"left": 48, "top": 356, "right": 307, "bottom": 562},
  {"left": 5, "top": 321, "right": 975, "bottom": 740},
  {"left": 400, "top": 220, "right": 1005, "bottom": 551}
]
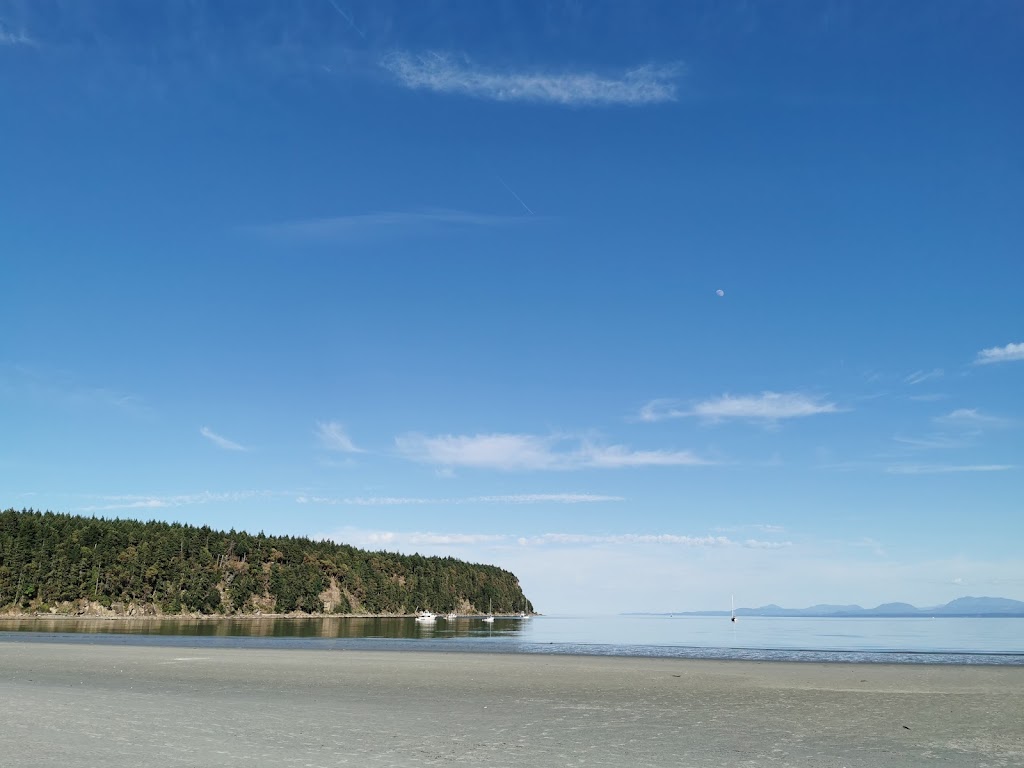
[{"left": 0, "top": 508, "right": 533, "bottom": 617}]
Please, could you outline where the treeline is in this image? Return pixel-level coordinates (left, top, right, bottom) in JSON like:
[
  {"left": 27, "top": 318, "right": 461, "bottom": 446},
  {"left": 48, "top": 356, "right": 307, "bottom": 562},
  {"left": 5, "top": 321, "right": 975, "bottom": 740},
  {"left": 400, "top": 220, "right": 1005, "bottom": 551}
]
[{"left": 0, "top": 509, "right": 533, "bottom": 616}]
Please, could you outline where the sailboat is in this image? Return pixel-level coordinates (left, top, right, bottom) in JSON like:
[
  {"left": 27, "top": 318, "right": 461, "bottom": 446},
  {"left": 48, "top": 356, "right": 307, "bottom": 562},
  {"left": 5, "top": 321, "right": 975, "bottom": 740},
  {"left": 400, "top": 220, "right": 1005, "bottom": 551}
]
[
  {"left": 482, "top": 599, "right": 495, "bottom": 623},
  {"left": 730, "top": 595, "right": 737, "bottom": 623}
]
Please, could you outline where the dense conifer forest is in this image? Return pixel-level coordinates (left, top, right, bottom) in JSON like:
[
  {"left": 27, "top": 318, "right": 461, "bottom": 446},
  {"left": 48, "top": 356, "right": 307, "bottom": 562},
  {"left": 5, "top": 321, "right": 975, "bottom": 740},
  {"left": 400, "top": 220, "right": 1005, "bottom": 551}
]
[{"left": 0, "top": 509, "right": 532, "bottom": 616}]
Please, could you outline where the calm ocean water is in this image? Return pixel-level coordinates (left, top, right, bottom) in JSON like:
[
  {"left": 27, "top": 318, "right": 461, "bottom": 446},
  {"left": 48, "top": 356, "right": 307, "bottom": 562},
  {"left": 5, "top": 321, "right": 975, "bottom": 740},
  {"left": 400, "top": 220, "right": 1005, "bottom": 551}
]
[{"left": 2, "top": 614, "right": 1022, "bottom": 664}]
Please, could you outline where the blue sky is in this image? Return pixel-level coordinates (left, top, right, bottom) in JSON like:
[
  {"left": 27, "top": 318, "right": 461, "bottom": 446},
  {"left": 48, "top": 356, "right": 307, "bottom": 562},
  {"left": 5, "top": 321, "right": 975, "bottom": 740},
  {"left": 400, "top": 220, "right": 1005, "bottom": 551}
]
[{"left": 2, "top": 1, "right": 1022, "bottom": 613}]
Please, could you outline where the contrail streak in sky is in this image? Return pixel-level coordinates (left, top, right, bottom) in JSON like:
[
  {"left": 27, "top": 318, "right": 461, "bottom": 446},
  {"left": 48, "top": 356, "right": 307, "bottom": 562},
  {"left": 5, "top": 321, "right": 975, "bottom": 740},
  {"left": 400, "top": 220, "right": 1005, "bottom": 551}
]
[
  {"left": 497, "top": 176, "right": 535, "bottom": 215},
  {"left": 326, "top": 0, "right": 366, "bottom": 38}
]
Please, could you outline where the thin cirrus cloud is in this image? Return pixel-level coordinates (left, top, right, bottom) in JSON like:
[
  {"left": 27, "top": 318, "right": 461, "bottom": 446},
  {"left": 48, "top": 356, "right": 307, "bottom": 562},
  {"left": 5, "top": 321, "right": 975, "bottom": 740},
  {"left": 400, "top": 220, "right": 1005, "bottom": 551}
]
[
  {"left": 891, "top": 434, "right": 962, "bottom": 450},
  {"left": 514, "top": 533, "right": 789, "bottom": 549},
  {"left": 199, "top": 426, "right": 247, "bottom": 451},
  {"left": 2, "top": 364, "right": 151, "bottom": 416},
  {"left": 381, "top": 51, "right": 682, "bottom": 106},
  {"left": 974, "top": 342, "right": 1024, "bottom": 365},
  {"left": 318, "top": 528, "right": 791, "bottom": 551},
  {"left": 908, "top": 393, "right": 948, "bottom": 402},
  {"left": 297, "top": 493, "right": 623, "bottom": 506},
  {"left": 934, "top": 409, "right": 1010, "bottom": 429},
  {"left": 715, "top": 523, "right": 786, "bottom": 534},
  {"left": 0, "top": 24, "right": 34, "bottom": 46},
  {"left": 472, "top": 493, "right": 622, "bottom": 504},
  {"left": 252, "top": 209, "right": 527, "bottom": 242},
  {"left": 315, "top": 421, "right": 363, "bottom": 453},
  {"left": 885, "top": 464, "right": 1013, "bottom": 475},
  {"left": 79, "top": 490, "right": 270, "bottom": 512},
  {"left": 904, "top": 368, "right": 944, "bottom": 385},
  {"left": 640, "top": 392, "right": 839, "bottom": 423},
  {"left": 394, "top": 432, "right": 710, "bottom": 471}
]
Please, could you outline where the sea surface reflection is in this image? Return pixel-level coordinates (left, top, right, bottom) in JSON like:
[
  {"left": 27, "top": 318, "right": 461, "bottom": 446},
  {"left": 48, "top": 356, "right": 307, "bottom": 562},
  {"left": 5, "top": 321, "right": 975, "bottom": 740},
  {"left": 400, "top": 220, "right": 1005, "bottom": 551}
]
[
  {"left": 0, "top": 614, "right": 524, "bottom": 639},
  {"left": 2, "top": 615, "right": 1023, "bottom": 665}
]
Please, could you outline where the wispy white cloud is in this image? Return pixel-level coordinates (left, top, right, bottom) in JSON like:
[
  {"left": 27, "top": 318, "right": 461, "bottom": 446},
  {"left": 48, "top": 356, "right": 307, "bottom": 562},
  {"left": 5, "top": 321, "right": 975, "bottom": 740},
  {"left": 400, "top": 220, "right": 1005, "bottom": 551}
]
[
  {"left": 515, "top": 533, "right": 736, "bottom": 547},
  {"left": 885, "top": 463, "right": 1013, "bottom": 475},
  {"left": 396, "top": 433, "right": 551, "bottom": 470},
  {"left": 2, "top": 364, "right": 151, "bottom": 416},
  {"left": 935, "top": 408, "right": 1010, "bottom": 429},
  {"left": 317, "top": 527, "right": 791, "bottom": 552},
  {"left": 79, "top": 490, "right": 270, "bottom": 512},
  {"left": 637, "top": 398, "right": 689, "bottom": 422},
  {"left": 693, "top": 392, "right": 840, "bottom": 422},
  {"left": 528, "top": 533, "right": 792, "bottom": 549},
  {"left": 297, "top": 492, "right": 624, "bottom": 506},
  {"left": 850, "top": 537, "right": 887, "bottom": 557},
  {"left": 316, "top": 421, "right": 362, "bottom": 453},
  {"left": 251, "top": 209, "right": 527, "bottom": 242},
  {"left": 199, "top": 426, "right": 247, "bottom": 451},
  {"left": 394, "top": 432, "right": 710, "bottom": 471},
  {"left": 299, "top": 495, "right": 429, "bottom": 506},
  {"left": 86, "top": 498, "right": 168, "bottom": 512},
  {"left": 472, "top": 493, "right": 623, "bottom": 504},
  {"left": 381, "top": 51, "right": 681, "bottom": 106},
  {"left": 974, "top": 342, "right": 1024, "bottom": 365},
  {"left": 904, "top": 368, "right": 944, "bottom": 385},
  {"left": 888, "top": 410, "right": 1013, "bottom": 454},
  {"left": 581, "top": 444, "right": 709, "bottom": 468},
  {"left": 0, "top": 23, "right": 34, "bottom": 46},
  {"left": 715, "top": 523, "right": 786, "bottom": 534},
  {"left": 340, "top": 530, "right": 509, "bottom": 548},
  {"left": 410, "top": 532, "right": 507, "bottom": 546},
  {"left": 314, "top": 527, "right": 1024, "bottom": 614},
  {"left": 641, "top": 392, "right": 839, "bottom": 423},
  {"left": 891, "top": 434, "right": 962, "bottom": 450},
  {"left": 908, "top": 393, "right": 948, "bottom": 402},
  {"left": 742, "top": 539, "right": 793, "bottom": 550}
]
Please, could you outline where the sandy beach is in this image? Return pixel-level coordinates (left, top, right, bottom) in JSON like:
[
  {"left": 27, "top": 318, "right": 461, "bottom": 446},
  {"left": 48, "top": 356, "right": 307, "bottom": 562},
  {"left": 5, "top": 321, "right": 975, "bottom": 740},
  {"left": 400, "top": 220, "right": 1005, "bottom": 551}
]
[{"left": 1, "top": 642, "right": 1021, "bottom": 767}]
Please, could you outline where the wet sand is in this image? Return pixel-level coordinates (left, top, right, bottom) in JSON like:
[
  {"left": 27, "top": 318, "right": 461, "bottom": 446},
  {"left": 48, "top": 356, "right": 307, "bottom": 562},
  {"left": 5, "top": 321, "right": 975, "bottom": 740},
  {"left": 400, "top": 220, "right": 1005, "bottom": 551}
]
[{"left": 1, "top": 642, "right": 1021, "bottom": 767}]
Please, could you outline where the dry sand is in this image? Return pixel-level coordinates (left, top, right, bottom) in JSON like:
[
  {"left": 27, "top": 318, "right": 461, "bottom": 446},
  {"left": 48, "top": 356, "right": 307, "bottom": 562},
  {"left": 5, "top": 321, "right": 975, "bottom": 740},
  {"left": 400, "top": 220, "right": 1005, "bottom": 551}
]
[{"left": 1, "top": 641, "right": 1022, "bottom": 767}]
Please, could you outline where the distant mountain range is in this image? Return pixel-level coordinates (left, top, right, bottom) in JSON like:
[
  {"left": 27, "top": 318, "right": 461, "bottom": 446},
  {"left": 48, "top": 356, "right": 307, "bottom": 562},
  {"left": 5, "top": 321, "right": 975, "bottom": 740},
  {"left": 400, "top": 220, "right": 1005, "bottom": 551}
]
[{"left": 635, "top": 596, "right": 1024, "bottom": 618}]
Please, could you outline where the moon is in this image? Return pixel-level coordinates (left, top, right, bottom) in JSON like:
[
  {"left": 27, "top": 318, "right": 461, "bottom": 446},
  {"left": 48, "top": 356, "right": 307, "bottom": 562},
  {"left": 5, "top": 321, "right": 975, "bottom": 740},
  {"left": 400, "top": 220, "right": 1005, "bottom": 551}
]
[{"left": 716, "top": 289, "right": 725, "bottom": 297}]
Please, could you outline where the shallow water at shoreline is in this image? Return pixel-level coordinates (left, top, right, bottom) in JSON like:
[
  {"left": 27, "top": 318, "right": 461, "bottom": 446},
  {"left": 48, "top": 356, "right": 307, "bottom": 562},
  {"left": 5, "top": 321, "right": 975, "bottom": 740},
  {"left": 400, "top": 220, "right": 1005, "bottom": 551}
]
[{"left": 2, "top": 614, "right": 1022, "bottom": 665}]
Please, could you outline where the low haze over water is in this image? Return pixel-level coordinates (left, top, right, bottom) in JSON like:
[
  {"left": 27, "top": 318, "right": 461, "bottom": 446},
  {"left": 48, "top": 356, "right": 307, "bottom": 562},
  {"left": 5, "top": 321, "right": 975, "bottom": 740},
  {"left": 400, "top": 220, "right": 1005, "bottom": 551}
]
[{"left": 3, "top": 616, "right": 1022, "bottom": 665}]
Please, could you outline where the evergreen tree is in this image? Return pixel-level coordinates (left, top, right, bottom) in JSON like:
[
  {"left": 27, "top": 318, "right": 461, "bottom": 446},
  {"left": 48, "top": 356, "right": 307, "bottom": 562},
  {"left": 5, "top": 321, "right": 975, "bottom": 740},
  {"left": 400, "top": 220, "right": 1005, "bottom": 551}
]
[{"left": 0, "top": 509, "right": 530, "bottom": 616}]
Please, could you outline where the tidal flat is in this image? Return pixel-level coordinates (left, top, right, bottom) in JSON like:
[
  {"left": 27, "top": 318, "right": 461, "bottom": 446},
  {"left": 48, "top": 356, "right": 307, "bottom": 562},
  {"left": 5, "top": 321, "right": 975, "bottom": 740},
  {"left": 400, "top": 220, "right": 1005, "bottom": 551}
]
[{"left": 2, "top": 642, "right": 1022, "bottom": 767}]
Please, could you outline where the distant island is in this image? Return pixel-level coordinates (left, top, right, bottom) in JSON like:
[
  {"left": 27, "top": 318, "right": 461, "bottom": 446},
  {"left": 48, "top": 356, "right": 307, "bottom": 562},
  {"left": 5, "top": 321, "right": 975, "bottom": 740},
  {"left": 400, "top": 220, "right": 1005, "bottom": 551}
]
[
  {"left": 0, "top": 508, "right": 533, "bottom": 618},
  {"left": 630, "top": 596, "right": 1024, "bottom": 618}
]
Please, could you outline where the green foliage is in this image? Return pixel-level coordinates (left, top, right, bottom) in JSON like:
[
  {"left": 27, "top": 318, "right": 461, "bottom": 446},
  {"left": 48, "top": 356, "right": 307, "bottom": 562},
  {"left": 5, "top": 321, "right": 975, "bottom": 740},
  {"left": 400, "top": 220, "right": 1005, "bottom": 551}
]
[
  {"left": 226, "top": 568, "right": 262, "bottom": 612},
  {"left": 332, "top": 594, "right": 352, "bottom": 614},
  {"left": 269, "top": 563, "right": 324, "bottom": 614},
  {"left": 0, "top": 509, "right": 530, "bottom": 616}
]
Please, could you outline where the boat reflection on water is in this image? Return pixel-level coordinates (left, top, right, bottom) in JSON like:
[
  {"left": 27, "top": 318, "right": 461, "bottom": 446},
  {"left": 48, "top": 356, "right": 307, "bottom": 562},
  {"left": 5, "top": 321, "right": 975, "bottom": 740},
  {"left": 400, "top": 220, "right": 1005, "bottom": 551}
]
[{"left": 0, "top": 615, "right": 533, "bottom": 641}]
